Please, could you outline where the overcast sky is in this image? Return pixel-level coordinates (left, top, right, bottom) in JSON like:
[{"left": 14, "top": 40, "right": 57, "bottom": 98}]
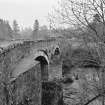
[{"left": 0, "top": 0, "right": 58, "bottom": 28}]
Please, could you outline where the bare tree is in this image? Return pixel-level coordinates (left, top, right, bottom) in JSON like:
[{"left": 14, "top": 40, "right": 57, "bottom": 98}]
[{"left": 49, "top": 0, "right": 105, "bottom": 105}]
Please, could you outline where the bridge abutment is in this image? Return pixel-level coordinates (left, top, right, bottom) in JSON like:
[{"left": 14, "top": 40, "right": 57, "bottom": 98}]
[
  {"left": 40, "top": 62, "right": 49, "bottom": 81},
  {"left": 35, "top": 55, "right": 49, "bottom": 82}
]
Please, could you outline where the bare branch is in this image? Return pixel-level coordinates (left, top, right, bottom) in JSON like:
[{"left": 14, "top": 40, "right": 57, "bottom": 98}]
[{"left": 84, "top": 93, "right": 101, "bottom": 105}]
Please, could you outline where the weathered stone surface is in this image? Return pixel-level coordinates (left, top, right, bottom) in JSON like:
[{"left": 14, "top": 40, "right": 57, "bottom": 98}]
[{"left": 11, "top": 63, "right": 41, "bottom": 105}]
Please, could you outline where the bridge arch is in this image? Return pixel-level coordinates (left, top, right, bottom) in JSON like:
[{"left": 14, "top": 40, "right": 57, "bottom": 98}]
[
  {"left": 53, "top": 45, "right": 60, "bottom": 56},
  {"left": 34, "top": 50, "right": 49, "bottom": 64},
  {"left": 50, "top": 45, "right": 61, "bottom": 61},
  {"left": 34, "top": 50, "right": 49, "bottom": 81},
  {"left": 11, "top": 49, "right": 49, "bottom": 82}
]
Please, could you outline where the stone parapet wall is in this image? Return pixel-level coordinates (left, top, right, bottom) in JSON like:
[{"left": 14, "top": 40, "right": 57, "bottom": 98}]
[
  {"left": 11, "top": 63, "right": 41, "bottom": 105},
  {"left": 0, "top": 41, "right": 35, "bottom": 82}
]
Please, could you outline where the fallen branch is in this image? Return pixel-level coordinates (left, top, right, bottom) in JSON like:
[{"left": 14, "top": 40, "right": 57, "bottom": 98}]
[{"left": 84, "top": 94, "right": 101, "bottom": 105}]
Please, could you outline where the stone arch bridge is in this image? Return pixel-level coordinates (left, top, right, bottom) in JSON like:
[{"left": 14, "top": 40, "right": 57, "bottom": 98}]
[
  {"left": 0, "top": 38, "right": 63, "bottom": 105},
  {"left": 0, "top": 38, "right": 61, "bottom": 81}
]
